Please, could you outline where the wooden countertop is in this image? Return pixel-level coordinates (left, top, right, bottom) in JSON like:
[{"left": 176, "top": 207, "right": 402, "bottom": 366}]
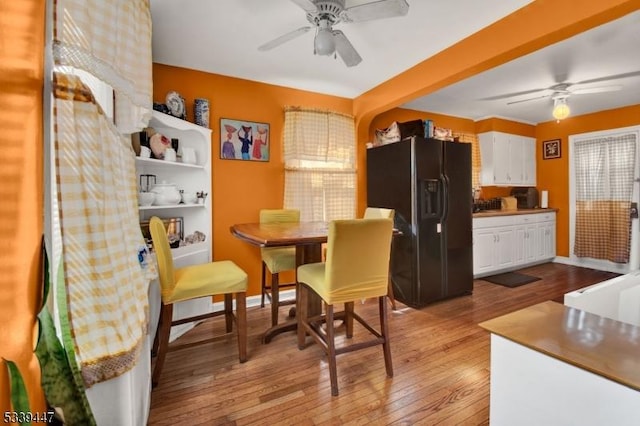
[
  {"left": 479, "top": 301, "right": 640, "bottom": 391},
  {"left": 473, "top": 208, "right": 558, "bottom": 218}
]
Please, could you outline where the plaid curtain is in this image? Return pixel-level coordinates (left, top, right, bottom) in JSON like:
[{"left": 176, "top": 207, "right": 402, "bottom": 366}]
[
  {"left": 283, "top": 107, "right": 356, "bottom": 221},
  {"left": 53, "top": 73, "right": 153, "bottom": 386},
  {"left": 574, "top": 133, "right": 637, "bottom": 263},
  {"left": 453, "top": 132, "right": 480, "bottom": 189}
]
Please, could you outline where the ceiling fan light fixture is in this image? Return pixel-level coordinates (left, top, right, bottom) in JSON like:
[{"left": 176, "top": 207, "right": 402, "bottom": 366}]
[
  {"left": 315, "top": 27, "right": 335, "bottom": 56},
  {"left": 552, "top": 97, "right": 570, "bottom": 121}
]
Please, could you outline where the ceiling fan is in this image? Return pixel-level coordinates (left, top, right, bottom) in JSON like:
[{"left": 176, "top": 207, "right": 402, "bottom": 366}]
[
  {"left": 481, "top": 71, "right": 640, "bottom": 106},
  {"left": 504, "top": 82, "right": 623, "bottom": 106},
  {"left": 258, "top": 0, "right": 410, "bottom": 67}
]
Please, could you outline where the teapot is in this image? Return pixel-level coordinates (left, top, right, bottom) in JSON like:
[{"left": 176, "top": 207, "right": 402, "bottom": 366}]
[{"left": 150, "top": 182, "right": 181, "bottom": 205}]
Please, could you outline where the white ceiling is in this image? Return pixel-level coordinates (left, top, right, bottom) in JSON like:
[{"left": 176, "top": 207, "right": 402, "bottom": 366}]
[{"left": 150, "top": 1, "right": 640, "bottom": 125}]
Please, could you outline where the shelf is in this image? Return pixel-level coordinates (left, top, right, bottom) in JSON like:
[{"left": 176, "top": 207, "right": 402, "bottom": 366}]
[
  {"left": 135, "top": 157, "right": 204, "bottom": 169},
  {"left": 138, "top": 203, "right": 205, "bottom": 211},
  {"left": 171, "top": 242, "right": 208, "bottom": 258}
]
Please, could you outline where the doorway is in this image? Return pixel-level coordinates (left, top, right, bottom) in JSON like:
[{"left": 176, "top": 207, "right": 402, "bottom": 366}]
[{"left": 569, "top": 125, "right": 640, "bottom": 273}]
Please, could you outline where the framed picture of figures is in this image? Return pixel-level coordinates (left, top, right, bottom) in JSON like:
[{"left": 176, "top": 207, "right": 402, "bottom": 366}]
[{"left": 220, "top": 118, "right": 270, "bottom": 162}]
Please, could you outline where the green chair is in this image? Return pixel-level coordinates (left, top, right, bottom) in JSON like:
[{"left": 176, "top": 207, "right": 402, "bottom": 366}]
[
  {"left": 297, "top": 218, "right": 394, "bottom": 396},
  {"left": 149, "top": 216, "right": 248, "bottom": 387},
  {"left": 260, "top": 209, "right": 300, "bottom": 326}
]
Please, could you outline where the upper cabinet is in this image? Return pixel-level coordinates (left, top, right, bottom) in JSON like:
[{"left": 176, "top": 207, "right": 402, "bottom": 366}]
[{"left": 479, "top": 131, "right": 536, "bottom": 187}]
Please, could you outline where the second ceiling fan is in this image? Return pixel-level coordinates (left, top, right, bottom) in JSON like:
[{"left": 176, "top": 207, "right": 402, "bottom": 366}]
[{"left": 258, "top": 0, "right": 410, "bottom": 67}]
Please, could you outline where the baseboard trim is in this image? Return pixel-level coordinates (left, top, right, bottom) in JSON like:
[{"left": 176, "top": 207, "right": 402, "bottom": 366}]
[{"left": 553, "top": 256, "right": 631, "bottom": 274}]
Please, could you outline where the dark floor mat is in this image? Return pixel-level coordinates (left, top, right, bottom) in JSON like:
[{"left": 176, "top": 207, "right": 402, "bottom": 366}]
[{"left": 482, "top": 272, "right": 541, "bottom": 288}]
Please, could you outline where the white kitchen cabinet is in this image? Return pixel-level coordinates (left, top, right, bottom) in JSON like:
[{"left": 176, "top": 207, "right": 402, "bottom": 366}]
[
  {"left": 479, "top": 131, "right": 536, "bottom": 186},
  {"left": 473, "top": 215, "right": 516, "bottom": 276},
  {"left": 136, "top": 110, "right": 213, "bottom": 339},
  {"left": 473, "top": 211, "right": 555, "bottom": 277}
]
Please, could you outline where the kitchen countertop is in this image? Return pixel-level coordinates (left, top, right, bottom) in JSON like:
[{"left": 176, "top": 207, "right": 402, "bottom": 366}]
[
  {"left": 473, "top": 207, "right": 558, "bottom": 218},
  {"left": 479, "top": 301, "right": 640, "bottom": 391}
]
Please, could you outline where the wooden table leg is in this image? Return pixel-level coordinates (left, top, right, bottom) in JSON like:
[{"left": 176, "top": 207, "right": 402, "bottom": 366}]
[{"left": 262, "top": 243, "right": 322, "bottom": 343}]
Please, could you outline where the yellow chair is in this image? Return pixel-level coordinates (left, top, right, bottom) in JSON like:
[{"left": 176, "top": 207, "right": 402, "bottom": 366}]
[
  {"left": 364, "top": 207, "right": 397, "bottom": 310},
  {"left": 260, "top": 209, "right": 300, "bottom": 326},
  {"left": 149, "top": 216, "right": 248, "bottom": 387},
  {"left": 363, "top": 207, "right": 395, "bottom": 220},
  {"left": 297, "top": 218, "right": 394, "bottom": 396}
]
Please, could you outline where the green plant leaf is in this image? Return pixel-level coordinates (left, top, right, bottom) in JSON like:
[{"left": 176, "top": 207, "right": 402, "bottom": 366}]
[
  {"left": 3, "top": 359, "right": 32, "bottom": 425},
  {"left": 40, "top": 236, "right": 50, "bottom": 312},
  {"left": 36, "top": 308, "right": 95, "bottom": 426}
]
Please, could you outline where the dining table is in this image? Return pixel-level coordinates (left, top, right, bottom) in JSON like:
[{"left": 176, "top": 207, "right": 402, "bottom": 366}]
[{"left": 230, "top": 221, "right": 329, "bottom": 343}]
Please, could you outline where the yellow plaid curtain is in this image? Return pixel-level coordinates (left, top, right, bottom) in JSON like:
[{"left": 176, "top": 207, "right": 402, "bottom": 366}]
[
  {"left": 283, "top": 107, "right": 356, "bottom": 221},
  {"left": 51, "top": 0, "right": 154, "bottom": 386},
  {"left": 53, "top": 73, "right": 151, "bottom": 386},
  {"left": 53, "top": 0, "right": 152, "bottom": 133},
  {"left": 574, "top": 133, "right": 637, "bottom": 263},
  {"left": 453, "top": 132, "right": 480, "bottom": 189}
]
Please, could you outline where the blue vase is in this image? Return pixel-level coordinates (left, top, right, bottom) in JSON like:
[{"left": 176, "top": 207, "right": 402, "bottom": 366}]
[{"left": 194, "top": 98, "right": 210, "bottom": 128}]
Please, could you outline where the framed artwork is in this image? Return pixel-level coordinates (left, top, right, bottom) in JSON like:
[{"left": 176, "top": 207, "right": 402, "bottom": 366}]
[
  {"left": 543, "top": 139, "right": 561, "bottom": 160},
  {"left": 220, "top": 118, "right": 270, "bottom": 161}
]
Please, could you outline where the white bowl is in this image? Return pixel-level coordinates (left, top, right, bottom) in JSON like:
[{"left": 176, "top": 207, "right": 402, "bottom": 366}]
[{"left": 138, "top": 192, "right": 155, "bottom": 206}]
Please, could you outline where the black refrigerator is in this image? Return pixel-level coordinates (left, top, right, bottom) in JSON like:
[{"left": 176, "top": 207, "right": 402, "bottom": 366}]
[{"left": 367, "top": 137, "right": 473, "bottom": 308}]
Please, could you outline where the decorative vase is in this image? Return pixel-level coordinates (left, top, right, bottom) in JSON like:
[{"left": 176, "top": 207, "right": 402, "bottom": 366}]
[{"left": 194, "top": 98, "right": 210, "bottom": 128}]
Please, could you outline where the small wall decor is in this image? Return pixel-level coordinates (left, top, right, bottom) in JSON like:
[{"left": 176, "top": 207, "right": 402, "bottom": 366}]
[
  {"left": 543, "top": 139, "right": 561, "bottom": 160},
  {"left": 220, "top": 118, "right": 269, "bottom": 161}
]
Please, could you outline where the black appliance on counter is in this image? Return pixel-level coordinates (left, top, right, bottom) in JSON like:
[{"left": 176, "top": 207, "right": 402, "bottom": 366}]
[
  {"left": 511, "top": 187, "right": 539, "bottom": 209},
  {"left": 366, "top": 137, "right": 473, "bottom": 308}
]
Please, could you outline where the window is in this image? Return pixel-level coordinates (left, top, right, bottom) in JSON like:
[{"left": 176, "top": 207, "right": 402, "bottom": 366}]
[{"left": 283, "top": 107, "right": 356, "bottom": 221}]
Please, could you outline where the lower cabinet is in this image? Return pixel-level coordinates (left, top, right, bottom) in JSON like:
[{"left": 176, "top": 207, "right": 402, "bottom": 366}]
[{"left": 473, "top": 212, "right": 556, "bottom": 278}]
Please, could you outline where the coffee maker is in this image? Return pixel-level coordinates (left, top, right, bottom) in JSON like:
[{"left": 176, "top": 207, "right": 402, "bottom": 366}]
[{"left": 510, "top": 187, "right": 539, "bottom": 209}]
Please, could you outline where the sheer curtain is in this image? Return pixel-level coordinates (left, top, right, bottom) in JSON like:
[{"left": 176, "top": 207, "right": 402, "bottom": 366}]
[
  {"left": 574, "top": 134, "right": 637, "bottom": 263},
  {"left": 283, "top": 107, "right": 356, "bottom": 221}
]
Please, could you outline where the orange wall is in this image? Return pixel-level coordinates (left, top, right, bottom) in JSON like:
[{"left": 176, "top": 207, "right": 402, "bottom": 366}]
[
  {"left": 153, "top": 64, "right": 352, "bottom": 295},
  {"left": 0, "top": 0, "right": 46, "bottom": 412},
  {"left": 536, "top": 104, "right": 640, "bottom": 257}
]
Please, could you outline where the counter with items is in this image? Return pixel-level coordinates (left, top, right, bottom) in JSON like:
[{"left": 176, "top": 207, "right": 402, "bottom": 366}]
[
  {"left": 472, "top": 208, "right": 557, "bottom": 277},
  {"left": 472, "top": 207, "right": 558, "bottom": 218}
]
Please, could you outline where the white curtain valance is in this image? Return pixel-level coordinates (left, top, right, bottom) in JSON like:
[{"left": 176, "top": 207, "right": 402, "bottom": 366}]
[{"left": 53, "top": 0, "right": 152, "bottom": 133}]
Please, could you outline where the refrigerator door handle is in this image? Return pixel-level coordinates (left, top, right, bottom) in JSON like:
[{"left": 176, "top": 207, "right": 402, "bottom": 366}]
[{"left": 441, "top": 174, "right": 449, "bottom": 222}]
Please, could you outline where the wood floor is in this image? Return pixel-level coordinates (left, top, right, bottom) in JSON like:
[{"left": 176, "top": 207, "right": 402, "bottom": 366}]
[{"left": 148, "top": 263, "right": 618, "bottom": 425}]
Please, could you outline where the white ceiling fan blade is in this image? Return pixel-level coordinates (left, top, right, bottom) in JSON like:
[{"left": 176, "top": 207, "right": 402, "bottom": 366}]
[
  {"left": 341, "top": 0, "right": 409, "bottom": 23},
  {"left": 570, "top": 85, "right": 623, "bottom": 95},
  {"left": 258, "top": 27, "right": 312, "bottom": 51},
  {"left": 479, "top": 88, "right": 550, "bottom": 102},
  {"left": 506, "top": 94, "right": 552, "bottom": 105},
  {"left": 290, "top": 0, "right": 317, "bottom": 13},
  {"left": 332, "top": 30, "right": 362, "bottom": 67},
  {"left": 577, "top": 71, "right": 640, "bottom": 85}
]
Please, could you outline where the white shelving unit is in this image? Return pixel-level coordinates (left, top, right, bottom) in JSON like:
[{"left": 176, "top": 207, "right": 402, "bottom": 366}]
[{"left": 136, "top": 110, "right": 212, "bottom": 339}]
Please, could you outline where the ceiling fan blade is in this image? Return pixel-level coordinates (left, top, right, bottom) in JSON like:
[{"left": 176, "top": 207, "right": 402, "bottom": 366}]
[
  {"left": 332, "top": 30, "right": 362, "bottom": 67},
  {"left": 479, "top": 88, "right": 550, "bottom": 102},
  {"left": 290, "top": 0, "right": 316, "bottom": 13},
  {"left": 506, "top": 94, "right": 552, "bottom": 105},
  {"left": 341, "top": 0, "right": 409, "bottom": 23},
  {"left": 570, "top": 85, "right": 623, "bottom": 95},
  {"left": 576, "top": 70, "right": 640, "bottom": 86},
  {"left": 258, "top": 26, "right": 312, "bottom": 51}
]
